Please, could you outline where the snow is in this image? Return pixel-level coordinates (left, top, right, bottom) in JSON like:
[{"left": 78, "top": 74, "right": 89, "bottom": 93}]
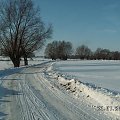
[
  {"left": 54, "top": 60, "right": 120, "bottom": 93},
  {"left": 0, "top": 58, "right": 120, "bottom": 119},
  {"left": 57, "top": 76, "right": 120, "bottom": 116},
  {"left": 53, "top": 60, "right": 120, "bottom": 117},
  {"left": 0, "top": 61, "right": 13, "bottom": 70}
]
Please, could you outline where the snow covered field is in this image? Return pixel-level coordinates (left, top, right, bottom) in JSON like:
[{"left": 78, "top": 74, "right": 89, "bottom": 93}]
[
  {"left": 0, "top": 58, "right": 120, "bottom": 120},
  {"left": 54, "top": 60, "right": 120, "bottom": 93}
]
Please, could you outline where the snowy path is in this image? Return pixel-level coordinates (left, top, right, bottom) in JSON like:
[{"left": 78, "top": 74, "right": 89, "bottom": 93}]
[{"left": 0, "top": 62, "right": 118, "bottom": 120}]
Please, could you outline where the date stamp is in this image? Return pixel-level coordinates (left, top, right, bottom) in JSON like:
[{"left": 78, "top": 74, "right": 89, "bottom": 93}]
[{"left": 92, "top": 105, "right": 120, "bottom": 111}]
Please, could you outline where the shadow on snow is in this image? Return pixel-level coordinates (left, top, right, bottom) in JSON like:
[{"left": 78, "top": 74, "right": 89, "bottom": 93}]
[
  {"left": 0, "top": 112, "right": 8, "bottom": 119},
  {"left": 0, "top": 86, "right": 21, "bottom": 118},
  {"left": 0, "top": 67, "right": 24, "bottom": 78}
]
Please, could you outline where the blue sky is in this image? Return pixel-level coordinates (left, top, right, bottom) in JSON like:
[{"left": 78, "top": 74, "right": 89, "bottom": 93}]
[{"left": 34, "top": 0, "right": 120, "bottom": 51}]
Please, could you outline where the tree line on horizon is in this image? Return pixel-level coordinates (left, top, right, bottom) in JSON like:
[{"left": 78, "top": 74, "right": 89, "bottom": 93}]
[{"left": 45, "top": 41, "right": 120, "bottom": 60}]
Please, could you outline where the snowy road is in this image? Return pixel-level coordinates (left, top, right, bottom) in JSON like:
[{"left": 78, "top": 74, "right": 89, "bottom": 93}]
[{"left": 0, "top": 62, "right": 119, "bottom": 120}]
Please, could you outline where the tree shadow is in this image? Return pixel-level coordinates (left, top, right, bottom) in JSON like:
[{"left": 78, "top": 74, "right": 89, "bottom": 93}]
[
  {"left": 19, "top": 71, "right": 42, "bottom": 74},
  {"left": 0, "top": 86, "right": 21, "bottom": 100},
  {"left": 0, "top": 86, "right": 21, "bottom": 119},
  {"left": 1, "top": 78, "right": 22, "bottom": 81},
  {"left": 0, "top": 112, "right": 8, "bottom": 120},
  {"left": 0, "top": 67, "right": 24, "bottom": 78}
]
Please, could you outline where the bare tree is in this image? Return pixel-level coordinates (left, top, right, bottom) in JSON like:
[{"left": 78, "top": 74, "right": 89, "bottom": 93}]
[
  {"left": 76, "top": 45, "right": 92, "bottom": 59},
  {"left": 111, "top": 51, "right": 120, "bottom": 60},
  {"left": 45, "top": 41, "right": 72, "bottom": 60},
  {"left": 44, "top": 41, "right": 58, "bottom": 60},
  {"left": 57, "top": 41, "right": 72, "bottom": 60},
  {"left": 94, "top": 48, "right": 110, "bottom": 60},
  {"left": 0, "top": 0, "right": 52, "bottom": 67}
]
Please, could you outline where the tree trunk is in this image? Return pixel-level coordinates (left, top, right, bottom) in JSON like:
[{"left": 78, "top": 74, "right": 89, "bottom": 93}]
[
  {"left": 12, "top": 58, "right": 20, "bottom": 67},
  {"left": 24, "top": 56, "right": 28, "bottom": 66},
  {"left": 10, "top": 55, "right": 21, "bottom": 67}
]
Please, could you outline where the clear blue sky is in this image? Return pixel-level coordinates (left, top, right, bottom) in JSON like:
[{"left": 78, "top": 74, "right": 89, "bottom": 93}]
[{"left": 34, "top": 0, "right": 120, "bottom": 51}]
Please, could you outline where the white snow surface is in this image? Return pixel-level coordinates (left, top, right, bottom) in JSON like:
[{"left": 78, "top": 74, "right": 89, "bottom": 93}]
[
  {"left": 54, "top": 60, "right": 120, "bottom": 93},
  {"left": 53, "top": 60, "right": 120, "bottom": 117},
  {"left": 0, "top": 58, "right": 120, "bottom": 119}
]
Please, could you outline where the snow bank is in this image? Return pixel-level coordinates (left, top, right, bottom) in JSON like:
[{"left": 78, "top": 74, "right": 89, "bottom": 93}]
[
  {"left": 58, "top": 77, "right": 77, "bottom": 92},
  {"left": 57, "top": 75, "right": 120, "bottom": 116}
]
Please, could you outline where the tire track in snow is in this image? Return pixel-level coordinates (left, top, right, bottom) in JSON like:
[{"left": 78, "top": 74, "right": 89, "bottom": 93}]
[
  {"left": 15, "top": 74, "right": 53, "bottom": 120},
  {"left": 22, "top": 74, "right": 67, "bottom": 120},
  {"left": 35, "top": 73, "right": 100, "bottom": 120}
]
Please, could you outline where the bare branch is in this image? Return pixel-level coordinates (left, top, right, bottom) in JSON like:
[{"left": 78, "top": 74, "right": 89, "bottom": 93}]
[{"left": 0, "top": 0, "right": 52, "bottom": 67}]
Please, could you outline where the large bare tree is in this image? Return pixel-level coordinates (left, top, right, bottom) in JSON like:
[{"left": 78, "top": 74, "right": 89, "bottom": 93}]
[{"left": 0, "top": 0, "right": 52, "bottom": 67}]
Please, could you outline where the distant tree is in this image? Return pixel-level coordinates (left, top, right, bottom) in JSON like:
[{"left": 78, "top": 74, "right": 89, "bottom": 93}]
[
  {"left": 57, "top": 41, "right": 72, "bottom": 60},
  {"left": 44, "top": 41, "right": 58, "bottom": 60},
  {"left": 112, "top": 51, "right": 120, "bottom": 60},
  {"left": 94, "top": 48, "right": 110, "bottom": 60},
  {"left": 45, "top": 41, "right": 72, "bottom": 60},
  {"left": 94, "top": 48, "right": 102, "bottom": 59},
  {"left": 76, "top": 45, "right": 92, "bottom": 59},
  {"left": 0, "top": 0, "right": 52, "bottom": 67},
  {"left": 101, "top": 49, "right": 111, "bottom": 60}
]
